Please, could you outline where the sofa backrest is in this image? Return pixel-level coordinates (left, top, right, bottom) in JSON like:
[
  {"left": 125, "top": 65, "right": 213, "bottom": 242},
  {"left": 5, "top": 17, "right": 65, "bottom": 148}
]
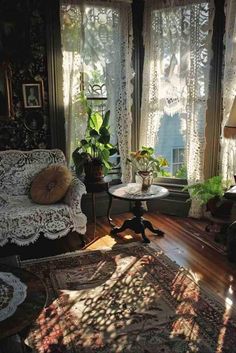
[{"left": 0, "top": 149, "right": 66, "bottom": 196}]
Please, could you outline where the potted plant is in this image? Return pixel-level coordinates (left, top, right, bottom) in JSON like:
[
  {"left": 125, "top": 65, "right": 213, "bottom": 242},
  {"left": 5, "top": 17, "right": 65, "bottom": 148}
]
[
  {"left": 127, "top": 146, "right": 168, "bottom": 190},
  {"left": 183, "top": 176, "right": 232, "bottom": 218},
  {"left": 72, "top": 105, "right": 117, "bottom": 182}
]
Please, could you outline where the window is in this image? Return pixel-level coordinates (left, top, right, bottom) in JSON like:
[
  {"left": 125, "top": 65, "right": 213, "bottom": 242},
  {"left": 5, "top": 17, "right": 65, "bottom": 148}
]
[
  {"left": 172, "top": 148, "right": 186, "bottom": 178},
  {"left": 48, "top": 0, "right": 224, "bottom": 186},
  {"left": 60, "top": 1, "right": 133, "bottom": 181},
  {"left": 141, "top": 0, "right": 215, "bottom": 183},
  {"left": 61, "top": 4, "right": 119, "bottom": 150},
  {"left": 154, "top": 113, "right": 187, "bottom": 178}
]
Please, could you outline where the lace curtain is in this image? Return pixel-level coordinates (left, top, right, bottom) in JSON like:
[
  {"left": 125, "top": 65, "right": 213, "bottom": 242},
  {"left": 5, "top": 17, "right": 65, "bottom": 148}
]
[
  {"left": 60, "top": 0, "right": 133, "bottom": 182},
  {"left": 221, "top": 0, "right": 236, "bottom": 181},
  {"left": 140, "top": 0, "right": 215, "bottom": 217}
]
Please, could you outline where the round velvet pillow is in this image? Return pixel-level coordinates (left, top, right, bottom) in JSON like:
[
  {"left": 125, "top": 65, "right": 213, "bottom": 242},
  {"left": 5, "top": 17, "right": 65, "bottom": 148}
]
[{"left": 30, "top": 165, "right": 72, "bottom": 205}]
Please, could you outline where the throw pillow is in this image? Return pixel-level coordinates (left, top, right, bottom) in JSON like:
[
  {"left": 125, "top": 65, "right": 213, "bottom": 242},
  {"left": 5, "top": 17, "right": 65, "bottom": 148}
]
[{"left": 30, "top": 164, "right": 72, "bottom": 205}]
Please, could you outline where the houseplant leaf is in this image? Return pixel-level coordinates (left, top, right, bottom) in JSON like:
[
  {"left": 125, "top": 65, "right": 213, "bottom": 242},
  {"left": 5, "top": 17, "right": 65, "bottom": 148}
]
[
  {"left": 98, "top": 127, "right": 110, "bottom": 144},
  {"left": 89, "top": 112, "right": 103, "bottom": 132},
  {"left": 109, "top": 147, "right": 118, "bottom": 156},
  {"left": 101, "top": 110, "right": 110, "bottom": 128},
  {"left": 72, "top": 94, "right": 118, "bottom": 178},
  {"left": 89, "top": 129, "right": 99, "bottom": 138}
]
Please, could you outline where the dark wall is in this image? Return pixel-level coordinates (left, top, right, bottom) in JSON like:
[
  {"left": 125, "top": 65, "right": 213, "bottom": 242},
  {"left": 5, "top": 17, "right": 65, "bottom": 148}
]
[{"left": 0, "top": 0, "right": 51, "bottom": 150}]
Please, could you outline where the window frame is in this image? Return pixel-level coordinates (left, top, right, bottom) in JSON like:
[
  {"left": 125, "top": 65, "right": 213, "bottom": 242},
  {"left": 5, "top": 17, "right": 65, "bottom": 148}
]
[
  {"left": 46, "top": 0, "right": 225, "bottom": 187},
  {"left": 132, "top": 0, "right": 225, "bottom": 188}
]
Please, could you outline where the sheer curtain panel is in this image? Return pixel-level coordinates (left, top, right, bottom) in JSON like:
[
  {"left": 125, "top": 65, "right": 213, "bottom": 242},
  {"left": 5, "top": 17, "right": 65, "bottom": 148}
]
[
  {"left": 140, "top": 0, "right": 215, "bottom": 217},
  {"left": 60, "top": 0, "right": 133, "bottom": 181},
  {"left": 221, "top": 0, "right": 236, "bottom": 182}
]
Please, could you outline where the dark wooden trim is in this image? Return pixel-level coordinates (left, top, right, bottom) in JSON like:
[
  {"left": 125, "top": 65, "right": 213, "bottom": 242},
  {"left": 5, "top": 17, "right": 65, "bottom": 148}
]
[
  {"left": 155, "top": 177, "right": 187, "bottom": 186},
  {"left": 45, "top": 0, "right": 66, "bottom": 152},
  {"left": 204, "top": 0, "right": 225, "bottom": 179},
  {"left": 131, "top": 0, "right": 144, "bottom": 151}
]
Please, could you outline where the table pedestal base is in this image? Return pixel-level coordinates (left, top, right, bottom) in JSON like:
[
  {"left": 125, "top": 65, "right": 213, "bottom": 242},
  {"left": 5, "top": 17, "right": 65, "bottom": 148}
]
[{"left": 110, "top": 200, "right": 164, "bottom": 243}]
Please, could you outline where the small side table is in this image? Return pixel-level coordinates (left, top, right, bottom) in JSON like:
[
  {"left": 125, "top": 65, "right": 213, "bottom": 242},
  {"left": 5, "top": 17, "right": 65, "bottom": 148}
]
[
  {"left": 85, "top": 179, "right": 109, "bottom": 235},
  {"left": 107, "top": 183, "right": 169, "bottom": 243}
]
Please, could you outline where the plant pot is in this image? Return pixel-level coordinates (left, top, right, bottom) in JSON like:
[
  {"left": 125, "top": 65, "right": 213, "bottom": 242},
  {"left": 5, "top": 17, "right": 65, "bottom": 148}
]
[
  {"left": 206, "top": 196, "right": 233, "bottom": 219},
  {"left": 84, "top": 159, "right": 104, "bottom": 182},
  {"left": 136, "top": 171, "right": 153, "bottom": 192}
]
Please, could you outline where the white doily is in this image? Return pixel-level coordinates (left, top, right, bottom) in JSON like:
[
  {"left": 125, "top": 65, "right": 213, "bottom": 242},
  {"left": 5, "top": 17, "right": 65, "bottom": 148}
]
[{"left": 0, "top": 272, "right": 27, "bottom": 322}]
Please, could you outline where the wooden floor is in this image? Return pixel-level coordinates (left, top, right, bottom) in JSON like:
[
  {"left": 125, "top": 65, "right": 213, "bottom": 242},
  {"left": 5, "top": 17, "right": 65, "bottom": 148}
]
[
  {"left": 1, "top": 211, "right": 236, "bottom": 352},
  {"left": 90, "top": 212, "right": 236, "bottom": 311},
  {"left": 1, "top": 212, "right": 236, "bottom": 310}
]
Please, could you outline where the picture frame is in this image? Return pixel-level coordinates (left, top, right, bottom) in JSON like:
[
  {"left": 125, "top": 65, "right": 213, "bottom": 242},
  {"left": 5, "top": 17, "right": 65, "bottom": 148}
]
[
  {"left": 22, "top": 82, "right": 43, "bottom": 109},
  {"left": 24, "top": 111, "right": 44, "bottom": 132}
]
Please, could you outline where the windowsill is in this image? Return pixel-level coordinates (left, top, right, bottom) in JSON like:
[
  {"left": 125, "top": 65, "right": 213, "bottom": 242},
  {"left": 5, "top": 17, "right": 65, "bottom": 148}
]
[
  {"left": 154, "top": 177, "right": 188, "bottom": 194},
  {"left": 154, "top": 176, "right": 187, "bottom": 185}
]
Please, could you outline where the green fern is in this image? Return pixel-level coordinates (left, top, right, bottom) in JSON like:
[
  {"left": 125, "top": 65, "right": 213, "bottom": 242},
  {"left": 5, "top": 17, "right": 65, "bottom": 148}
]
[{"left": 183, "top": 176, "right": 231, "bottom": 205}]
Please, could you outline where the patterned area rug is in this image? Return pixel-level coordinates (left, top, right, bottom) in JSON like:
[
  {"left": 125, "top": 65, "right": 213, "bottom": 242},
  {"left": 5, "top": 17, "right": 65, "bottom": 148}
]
[{"left": 22, "top": 244, "right": 236, "bottom": 353}]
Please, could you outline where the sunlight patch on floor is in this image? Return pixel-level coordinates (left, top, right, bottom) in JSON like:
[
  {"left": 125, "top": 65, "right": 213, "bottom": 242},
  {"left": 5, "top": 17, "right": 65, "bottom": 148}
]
[{"left": 87, "top": 233, "right": 134, "bottom": 250}]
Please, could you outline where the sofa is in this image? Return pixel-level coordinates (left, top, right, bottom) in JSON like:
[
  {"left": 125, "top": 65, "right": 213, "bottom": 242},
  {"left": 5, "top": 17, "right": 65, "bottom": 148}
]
[{"left": 0, "top": 149, "right": 87, "bottom": 246}]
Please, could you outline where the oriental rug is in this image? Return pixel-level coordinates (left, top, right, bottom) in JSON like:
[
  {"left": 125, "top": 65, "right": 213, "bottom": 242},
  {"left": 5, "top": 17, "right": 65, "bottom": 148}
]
[{"left": 22, "top": 244, "right": 236, "bottom": 353}]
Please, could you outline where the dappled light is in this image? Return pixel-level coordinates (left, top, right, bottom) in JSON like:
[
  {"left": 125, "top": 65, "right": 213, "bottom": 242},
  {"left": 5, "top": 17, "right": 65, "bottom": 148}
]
[
  {"left": 170, "top": 269, "right": 201, "bottom": 347},
  {"left": 24, "top": 245, "right": 236, "bottom": 352},
  {"left": 215, "top": 282, "right": 235, "bottom": 353}
]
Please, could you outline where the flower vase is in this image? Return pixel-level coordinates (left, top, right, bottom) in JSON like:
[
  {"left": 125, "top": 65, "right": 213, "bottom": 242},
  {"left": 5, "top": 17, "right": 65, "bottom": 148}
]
[{"left": 137, "top": 171, "right": 153, "bottom": 192}]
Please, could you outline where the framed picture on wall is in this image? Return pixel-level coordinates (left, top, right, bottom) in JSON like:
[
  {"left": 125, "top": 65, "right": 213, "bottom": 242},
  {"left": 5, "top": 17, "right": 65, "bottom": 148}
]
[
  {"left": 24, "top": 111, "right": 44, "bottom": 132},
  {"left": 22, "top": 83, "right": 43, "bottom": 108}
]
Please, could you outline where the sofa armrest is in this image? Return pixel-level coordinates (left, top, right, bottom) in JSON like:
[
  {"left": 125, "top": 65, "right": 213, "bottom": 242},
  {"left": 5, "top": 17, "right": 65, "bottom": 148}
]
[{"left": 64, "top": 177, "right": 86, "bottom": 212}]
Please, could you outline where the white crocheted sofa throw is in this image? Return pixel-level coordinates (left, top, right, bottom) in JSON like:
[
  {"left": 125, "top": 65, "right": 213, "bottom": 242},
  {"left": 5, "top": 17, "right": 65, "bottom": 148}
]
[{"left": 0, "top": 149, "right": 87, "bottom": 246}]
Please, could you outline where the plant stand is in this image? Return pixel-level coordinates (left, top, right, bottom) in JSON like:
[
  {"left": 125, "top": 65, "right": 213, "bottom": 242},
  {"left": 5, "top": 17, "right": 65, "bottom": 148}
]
[{"left": 85, "top": 179, "right": 109, "bottom": 238}]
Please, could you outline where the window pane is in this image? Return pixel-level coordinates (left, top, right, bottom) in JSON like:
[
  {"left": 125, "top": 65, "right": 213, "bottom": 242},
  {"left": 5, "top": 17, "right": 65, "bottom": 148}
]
[
  {"left": 173, "top": 148, "right": 179, "bottom": 163},
  {"left": 178, "top": 148, "right": 185, "bottom": 163},
  {"left": 155, "top": 113, "right": 187, "bottom": 177},
  {"left": 172, "top": 164, "right": 180, "bottom": 176}
]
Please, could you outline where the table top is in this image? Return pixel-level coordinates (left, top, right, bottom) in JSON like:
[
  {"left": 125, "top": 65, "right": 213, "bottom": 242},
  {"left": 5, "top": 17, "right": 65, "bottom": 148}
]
[
  {"left": 108, "top": 183, "right": 169, "bottom": 201},
  {"left": 0, "top": 264, "right": 47, "bottom": 340}
]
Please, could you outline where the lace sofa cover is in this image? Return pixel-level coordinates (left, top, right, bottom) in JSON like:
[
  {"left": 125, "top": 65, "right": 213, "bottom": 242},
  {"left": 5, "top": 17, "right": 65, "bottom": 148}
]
[{"left": 0, "top": 149, "right": 87, "bottom": 246}]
